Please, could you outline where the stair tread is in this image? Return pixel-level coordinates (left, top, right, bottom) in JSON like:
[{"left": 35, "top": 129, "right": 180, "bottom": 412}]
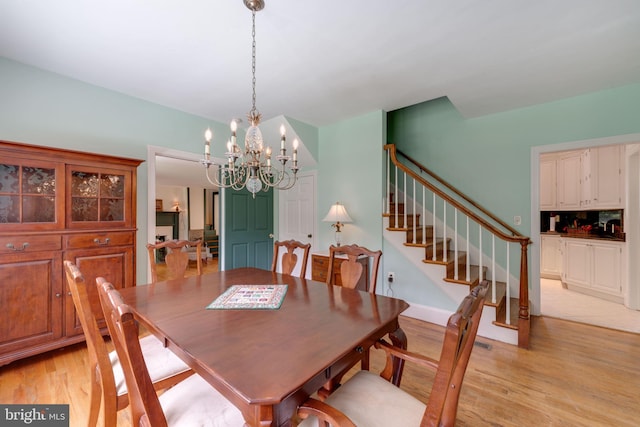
[
  {"left": 422, "top": 249, "right": 460, "bottom": 265},
  {"left": 444, "top": 265, "right": 485, "bottom": 286},
  {"left": 480, "top": 281, "right": 507, "bottom": 307},
  {"left": 493, "top": 297, "right": 521, "bottom": 329},
  {"left": 384, "top": 213, "right": 526, "bottom": 339},
  {"left": 405, "top": 236, "right": 447, "bottom": 248}
]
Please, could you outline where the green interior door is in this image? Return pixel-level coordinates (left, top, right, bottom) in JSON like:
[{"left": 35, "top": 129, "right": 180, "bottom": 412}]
[{"left": 223, "top": 187, "right": 274, "bottom": 270}]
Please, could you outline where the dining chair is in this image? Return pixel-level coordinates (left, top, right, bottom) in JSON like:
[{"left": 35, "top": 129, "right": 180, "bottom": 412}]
[
  {"left": 319, "top": 244, "right": 383, "bottom": 397},
  {"left": 271, "top": 239, "right": 311, "bottom": 277},
  {"left": 297, "top": 281, "right": 489, "bottom": 427},
  {"left": 96, "top": 277, "right": 245, "bottom": 427},
  {"left": 146, "top": 239, "right": 203, "bottom": 283},
  {"left": 326, "top": 244, "right": 382, "bottom": 294},
  {"left": 63, "top": 261, "right": 193, "bottom": 427}
]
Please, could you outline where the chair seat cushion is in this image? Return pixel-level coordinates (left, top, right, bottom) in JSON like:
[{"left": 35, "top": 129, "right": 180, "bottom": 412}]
[
  {"left": 159, "top": 374, "right": 245, "bottom": 426},
  {"left": 299, "top": 371, "right": 426, "bottom": 427},
  {"left": 111, "top": 334, "right": 190, "bottom": 395}
]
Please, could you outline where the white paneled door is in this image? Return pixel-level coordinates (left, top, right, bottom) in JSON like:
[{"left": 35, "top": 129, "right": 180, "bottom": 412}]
[{"left": 278, "top": 172, "right": 316, "bottom": 276}]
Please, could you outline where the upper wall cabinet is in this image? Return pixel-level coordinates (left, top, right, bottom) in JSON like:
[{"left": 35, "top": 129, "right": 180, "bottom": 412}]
[
  {"left": 540, "top": 145, "right": 624, "bottom": 211},
  {"left": 556, "top": 151, "right": 582, "bottom": 210},
  {"left": 587, "top": 145, "right": 624, "bottom": 209},
  {"left": 539, "top": 154, "right": 557, "bottom": 210}
]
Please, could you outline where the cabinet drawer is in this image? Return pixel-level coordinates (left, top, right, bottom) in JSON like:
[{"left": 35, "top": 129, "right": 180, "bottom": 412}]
[
  {"left": 0, "top": 235, "right": 62, "bottom": 254},
  {"left": 311, "top": 254, "right": 369, "bottom": 290},
  {"left": 64, "top": 231, "right": 134, "bottom": 249},
  {"left": 328, "top": 339, "right": 375, "bottom": 379},
  {"left": 311, "top": 255, "right": 330, "bottom": 282}
]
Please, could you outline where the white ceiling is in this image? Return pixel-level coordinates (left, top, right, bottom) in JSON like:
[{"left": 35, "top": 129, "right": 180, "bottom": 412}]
[{"left": 2, "top": 0, "right": 640, "bottom": 128}]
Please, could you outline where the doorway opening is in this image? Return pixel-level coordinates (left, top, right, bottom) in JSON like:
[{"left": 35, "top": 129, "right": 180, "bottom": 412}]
[
  {"left": 533, "top": 138, "right": 640, "bottom": 334},
  {"left": 147, "top": 146, "right": 221, "bottom": 279}
]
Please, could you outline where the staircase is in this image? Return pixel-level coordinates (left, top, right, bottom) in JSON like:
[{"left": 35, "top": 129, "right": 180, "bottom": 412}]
[{"left": 384, "top": 144, "right": 532, "bottom": 348}]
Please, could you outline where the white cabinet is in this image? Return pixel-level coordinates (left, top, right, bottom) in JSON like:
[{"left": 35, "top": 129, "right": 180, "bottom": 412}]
[
  {"left": 556, "top": 152, "right": 582, "bottom": 210},
  {"left": 540, "top": 154, "right": 557, "bottom": 210},
  {"left": 540, "top": 234, "right": 562, "bottom": 279},
  {"left": 540, "top": 146, "right": 624, "bottom": 211},
  {"left": 562, "top": 238, "right": 624, "bottom": 302},
  {"left": 591, "top": 243, "right": 623, "bottom": 296},
  {"left": 563, "top": 239, "right": 591, "bottom": 287},
  {"left": 580, "top": 149, "right": 592, "bottom": 208},
  {"left": 589, "top": 145, "right": 624, "bottom": 209}
]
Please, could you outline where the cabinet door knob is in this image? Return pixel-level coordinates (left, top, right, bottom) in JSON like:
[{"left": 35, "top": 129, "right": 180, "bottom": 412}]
[
  {"left": 55, "top": 293, "right": 62, "bottom": 298},
  {"left": 93, "top": 238, "right": 111, "bottom": 246},
  {"left": 307, "top": 234, "right": 312, "bottom": 238},
  {"left": 6, "top": 242, "right": 29, "bottom": 251}
]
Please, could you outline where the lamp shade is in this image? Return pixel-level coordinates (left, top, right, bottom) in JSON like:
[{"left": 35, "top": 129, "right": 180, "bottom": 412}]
[{"left": 323, "top": 202, "right": 352, "bottom": 223}]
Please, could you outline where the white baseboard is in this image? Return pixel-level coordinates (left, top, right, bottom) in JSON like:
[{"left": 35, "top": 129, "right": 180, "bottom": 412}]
[{"left": 402, "top": 302, "right": 519, "bottom": 346}]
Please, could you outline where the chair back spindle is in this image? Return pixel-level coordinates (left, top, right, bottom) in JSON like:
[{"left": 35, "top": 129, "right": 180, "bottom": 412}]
[
  {"left": 271, "top": 240, "right": 311, "bottom": 278},
  {"left": 97, "top": 278, "right": 168, "bottom": 426},
  {"left": 327, "top": 244, "right": 382, "bottom": 294},
  {"left": 63, "top": 260, "right": 120, "bottom": 427},
  {"left": 147, "top": 239, "right": 203, "bottom": 282},
  {"left": 424, "top": 282, "right": 488, "bottom": 425}
]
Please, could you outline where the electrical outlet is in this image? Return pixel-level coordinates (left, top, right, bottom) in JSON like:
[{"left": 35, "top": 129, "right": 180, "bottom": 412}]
[
  {"left": 387, "top": 272, "right": 395, "bottom": 283},
  {"left": 514, "top": 215, "right": 522, "bottom": 226}
]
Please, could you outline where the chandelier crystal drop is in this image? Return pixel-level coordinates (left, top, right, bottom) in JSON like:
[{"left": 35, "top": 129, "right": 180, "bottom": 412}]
[{"left": 200, "top": 0, "right": 299, "bottom": 198}]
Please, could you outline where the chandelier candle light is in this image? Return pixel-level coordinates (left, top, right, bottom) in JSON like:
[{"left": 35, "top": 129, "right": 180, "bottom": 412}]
[
  {"left": 323, "top": 202, "right": 353, "bottom": 246},
  {"left": 201, "top": 0, "right": 298, "bottom": 198}
]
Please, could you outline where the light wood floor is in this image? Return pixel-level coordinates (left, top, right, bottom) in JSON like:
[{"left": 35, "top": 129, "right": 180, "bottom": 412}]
[
  {"left": 541, "top": 278, "right": 640, "bottom": 333},
  {"left": 1, "top": 314, "right": 638, "bottom": 426}
]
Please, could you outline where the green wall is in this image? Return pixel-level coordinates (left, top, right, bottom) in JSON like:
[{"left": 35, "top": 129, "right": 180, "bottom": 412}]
[
  {"left": 387, "top": 85, "right": 640, "bottom": 310},
  {"left": 318, "top": 111, "right": 385, "bottom": 251},
  {"left": 0, "top": 58, "right": 227, "bottom": 283},
  {"left": 388, "top": 86, "right": 640, "bottom": 238}
]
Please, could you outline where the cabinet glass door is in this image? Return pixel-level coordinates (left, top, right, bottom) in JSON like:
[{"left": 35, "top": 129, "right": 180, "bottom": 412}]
[
  {"left": 68, "top": 166, "right": 131, "bottom": 228},
  {"left": 0, "top": 161, "right": 61, "bottom": 226}
]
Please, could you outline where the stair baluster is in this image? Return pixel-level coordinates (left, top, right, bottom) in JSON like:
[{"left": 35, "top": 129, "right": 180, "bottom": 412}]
[{"left": 383, "top": 144, "right": 532, "bottom": 348}]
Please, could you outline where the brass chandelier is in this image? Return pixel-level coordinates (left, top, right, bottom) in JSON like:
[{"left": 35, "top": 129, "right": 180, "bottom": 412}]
[{"left": 201, "top": 0, "right": 299, "bottom": 197}]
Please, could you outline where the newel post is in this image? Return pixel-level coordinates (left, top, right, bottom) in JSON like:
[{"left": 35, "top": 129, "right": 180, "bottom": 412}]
[{"left": 518, "top": 240, "right": 530, "bottom": 349}]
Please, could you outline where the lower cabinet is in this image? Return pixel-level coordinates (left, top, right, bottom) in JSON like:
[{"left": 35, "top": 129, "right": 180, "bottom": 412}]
[
  {"left": 64, "top": 241, "right": 134, "bottom": 337},
  {"left": 0, "top": 232, "right": 135, "bottom": 366},
  {"left": 540, "top": 234, "right": 562, "bottom": 279},
  {"left": 0, "top": 251, "right": 63, "bottom": 363},
  {"left": 311, "top": 253, "right": 369, "bottom": 292},
  {"left": 562, "top": 238, "right": 624, "bottom": 302}
]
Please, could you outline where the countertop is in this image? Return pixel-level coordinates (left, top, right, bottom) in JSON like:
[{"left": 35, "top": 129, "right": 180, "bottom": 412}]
[{"left": 541, "top": 231, "right": 625, "bottom": 242}]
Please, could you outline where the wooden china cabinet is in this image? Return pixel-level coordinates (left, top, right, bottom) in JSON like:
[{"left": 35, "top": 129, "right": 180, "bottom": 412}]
[{"left": 0, "top": 140, "right": 141, "bottom": 366}]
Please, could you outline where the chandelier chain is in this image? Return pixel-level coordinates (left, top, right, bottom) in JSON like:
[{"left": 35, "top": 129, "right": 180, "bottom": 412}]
[{"left": 250, "top": 10, "right": 258, "bottom": 119}]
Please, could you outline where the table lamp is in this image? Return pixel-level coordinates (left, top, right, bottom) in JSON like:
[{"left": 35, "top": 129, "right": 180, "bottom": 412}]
[{"left": 323, "top": 202, "right": 352, "bottom": 246}]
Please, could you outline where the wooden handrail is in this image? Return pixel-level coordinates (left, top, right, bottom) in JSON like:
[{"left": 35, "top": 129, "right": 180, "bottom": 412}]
[
  {"left": 384, "top": 143, "right": 531, "bottom": 348},
  {"left": 396, "top": 147, "right": 524, "bottom": 237},
  {"left": 385, "top": 144, "right": 530, "bottom": 245}
]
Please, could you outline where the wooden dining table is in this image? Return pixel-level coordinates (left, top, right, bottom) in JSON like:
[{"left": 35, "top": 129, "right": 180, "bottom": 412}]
[{"left": 118, "top": 267, "right": 409, "bottom": 427}]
